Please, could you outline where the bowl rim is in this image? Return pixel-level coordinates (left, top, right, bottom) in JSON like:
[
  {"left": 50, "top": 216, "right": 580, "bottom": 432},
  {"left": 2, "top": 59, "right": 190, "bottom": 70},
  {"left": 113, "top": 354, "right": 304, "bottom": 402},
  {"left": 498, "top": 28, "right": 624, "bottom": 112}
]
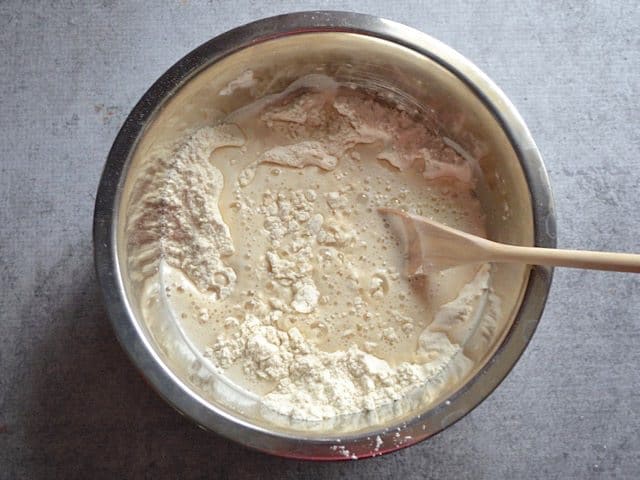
[{"left": 93, "top": 10, "right": 556, "bottom": 461}]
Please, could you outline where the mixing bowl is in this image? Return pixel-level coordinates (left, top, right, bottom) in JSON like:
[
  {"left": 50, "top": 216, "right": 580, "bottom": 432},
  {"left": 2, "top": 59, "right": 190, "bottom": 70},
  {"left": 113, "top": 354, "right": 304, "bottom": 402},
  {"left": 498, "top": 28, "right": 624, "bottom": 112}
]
[{"left": 93, "top": 11, "right": 555, "bottom": 460}]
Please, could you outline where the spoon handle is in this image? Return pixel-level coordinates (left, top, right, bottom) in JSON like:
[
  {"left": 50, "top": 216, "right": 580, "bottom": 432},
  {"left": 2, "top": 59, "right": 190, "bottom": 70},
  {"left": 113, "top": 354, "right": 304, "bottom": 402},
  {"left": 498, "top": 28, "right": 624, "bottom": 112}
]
[{"left": 488, "top": 243, "right": 640, "bottom": 273}]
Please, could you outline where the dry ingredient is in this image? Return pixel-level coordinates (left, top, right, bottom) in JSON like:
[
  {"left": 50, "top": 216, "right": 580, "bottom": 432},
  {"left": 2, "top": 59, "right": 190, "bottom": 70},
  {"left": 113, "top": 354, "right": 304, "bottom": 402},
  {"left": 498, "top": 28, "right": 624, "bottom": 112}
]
[{"left": 126, "top": 74, "right": 500, "bottom": 421}]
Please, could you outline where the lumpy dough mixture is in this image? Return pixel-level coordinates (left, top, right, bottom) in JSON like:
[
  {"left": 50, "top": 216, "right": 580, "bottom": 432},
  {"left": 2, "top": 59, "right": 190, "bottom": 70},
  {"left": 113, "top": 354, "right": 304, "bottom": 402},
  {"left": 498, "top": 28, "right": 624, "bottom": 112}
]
[{"left": 126, "top": 75, "right": 501, "bottom": 421}]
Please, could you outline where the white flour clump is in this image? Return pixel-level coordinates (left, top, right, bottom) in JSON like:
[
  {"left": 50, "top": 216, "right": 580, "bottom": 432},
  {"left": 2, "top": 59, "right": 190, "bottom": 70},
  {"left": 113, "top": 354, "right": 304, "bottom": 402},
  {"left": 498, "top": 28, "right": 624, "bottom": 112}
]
[
  {"left": 126, "top": 124, "right": 244, "bottom": 298},
  {"left": 219, "top": 69, "right": 256, "bottom": 96},
  {"left": 207, "top": 266, "right": 491, "bottom": 420}
]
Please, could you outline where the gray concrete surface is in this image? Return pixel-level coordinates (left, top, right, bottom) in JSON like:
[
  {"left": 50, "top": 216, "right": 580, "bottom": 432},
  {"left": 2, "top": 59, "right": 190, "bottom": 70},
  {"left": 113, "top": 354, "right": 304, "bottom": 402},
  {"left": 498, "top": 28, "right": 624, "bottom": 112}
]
[{"left": 1, "top": 1, "right": 639, "bottom": 478}]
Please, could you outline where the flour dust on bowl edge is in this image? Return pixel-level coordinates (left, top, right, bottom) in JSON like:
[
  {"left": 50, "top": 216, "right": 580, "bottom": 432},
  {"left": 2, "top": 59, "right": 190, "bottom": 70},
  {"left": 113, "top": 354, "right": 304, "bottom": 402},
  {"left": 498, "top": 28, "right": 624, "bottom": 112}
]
[{"left": 93, "top": 11, "right": 555, "bottom": 460}]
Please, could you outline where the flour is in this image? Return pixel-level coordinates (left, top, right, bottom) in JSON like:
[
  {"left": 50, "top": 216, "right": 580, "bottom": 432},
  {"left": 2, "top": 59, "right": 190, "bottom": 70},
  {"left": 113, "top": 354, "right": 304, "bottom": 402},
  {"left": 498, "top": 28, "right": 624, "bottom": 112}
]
[
  {"left": 219, "top": 69, "right": 256, "bottom": 96},
  {"left": 206, "top": 268, "right": 485, "bottom": 420},
  {"left": 126, "top": 124, "right": 244, "bottom": 298},
  {"left": 128, "top": 75, "right": 500, "bottom": 422},
  {"left": 290, "top": 282, "right": 320, "bottom": 314},
  {"left": 259, "top": 141, "right": 338, "bottom": 171}
]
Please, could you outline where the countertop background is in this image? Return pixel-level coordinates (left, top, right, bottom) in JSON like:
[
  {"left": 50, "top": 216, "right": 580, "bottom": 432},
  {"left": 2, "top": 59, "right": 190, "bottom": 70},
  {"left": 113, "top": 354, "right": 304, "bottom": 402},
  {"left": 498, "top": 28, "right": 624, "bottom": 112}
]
[{"left": 1, "top": 1, "right": 639, "bottom": 478}]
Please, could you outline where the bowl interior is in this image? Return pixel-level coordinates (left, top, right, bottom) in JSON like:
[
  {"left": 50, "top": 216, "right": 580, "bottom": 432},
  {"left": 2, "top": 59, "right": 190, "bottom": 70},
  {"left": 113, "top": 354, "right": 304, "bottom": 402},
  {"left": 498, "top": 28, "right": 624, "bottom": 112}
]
[{"left": 115, "top": 32, "right": 534, "bottom": 439}]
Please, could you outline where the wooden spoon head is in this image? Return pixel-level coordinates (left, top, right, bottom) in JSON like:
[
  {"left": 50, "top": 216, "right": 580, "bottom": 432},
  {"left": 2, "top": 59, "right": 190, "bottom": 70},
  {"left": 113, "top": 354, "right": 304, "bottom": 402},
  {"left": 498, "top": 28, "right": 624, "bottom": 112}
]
[{"left": 379, "top": 207, "right": 489, "bottom": 274}]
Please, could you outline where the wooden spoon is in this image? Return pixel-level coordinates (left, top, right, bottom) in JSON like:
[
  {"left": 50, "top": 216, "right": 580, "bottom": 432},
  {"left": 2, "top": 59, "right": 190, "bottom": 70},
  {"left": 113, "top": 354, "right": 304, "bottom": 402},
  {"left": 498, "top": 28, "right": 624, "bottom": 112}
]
[{"left": 379, "top": 208, "right": 640, "bottom": 274}]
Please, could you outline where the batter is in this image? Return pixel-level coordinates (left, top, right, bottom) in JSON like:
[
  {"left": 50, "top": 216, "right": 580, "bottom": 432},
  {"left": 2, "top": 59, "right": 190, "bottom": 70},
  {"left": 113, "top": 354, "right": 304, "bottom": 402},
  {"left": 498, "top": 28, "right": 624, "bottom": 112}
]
[{"left": 125, "top": 75, "right": 500, "bottom": 420}]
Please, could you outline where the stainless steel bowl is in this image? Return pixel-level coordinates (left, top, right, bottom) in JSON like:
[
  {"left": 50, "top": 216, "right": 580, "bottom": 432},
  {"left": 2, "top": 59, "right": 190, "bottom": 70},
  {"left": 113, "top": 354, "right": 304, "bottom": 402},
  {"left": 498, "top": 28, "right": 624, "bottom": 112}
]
[{"left": 94, "top": 11, "right": 555, "bottom": 460}]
